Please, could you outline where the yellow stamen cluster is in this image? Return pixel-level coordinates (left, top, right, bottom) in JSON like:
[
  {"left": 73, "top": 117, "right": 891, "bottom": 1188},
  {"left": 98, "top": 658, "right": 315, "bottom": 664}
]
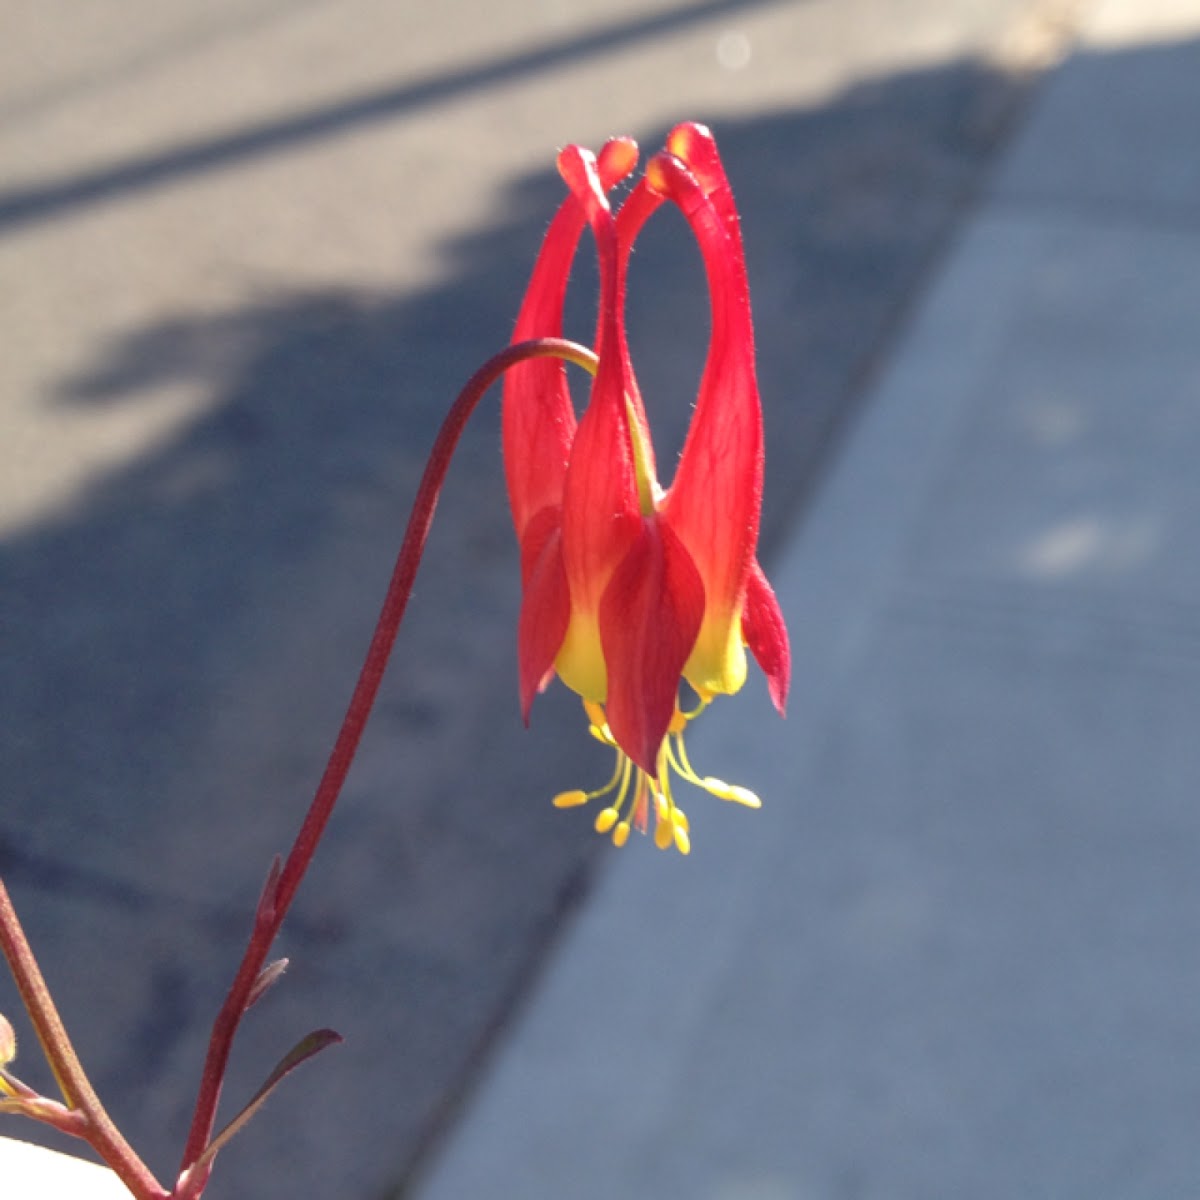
[{"left": 551, "top": 697, "right": 761, "bottom": 854}]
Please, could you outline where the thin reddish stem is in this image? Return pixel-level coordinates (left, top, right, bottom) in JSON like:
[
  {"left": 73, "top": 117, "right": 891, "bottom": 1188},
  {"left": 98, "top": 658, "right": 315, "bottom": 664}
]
[
  {"left": 176, "top": 338, "right": 597, "bottom": 1191},
  {"left": 0, "top": 878, "right": 170, "bottom": 1199}
]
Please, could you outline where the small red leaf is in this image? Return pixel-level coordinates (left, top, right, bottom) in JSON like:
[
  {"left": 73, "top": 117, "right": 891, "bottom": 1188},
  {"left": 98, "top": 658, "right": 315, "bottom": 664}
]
[
  {"left": 188, "top": 1029, "right": 343, "bottom": 1178},
  {"left": 245, "top": 958, "right": 290, "bottom": 1013}
]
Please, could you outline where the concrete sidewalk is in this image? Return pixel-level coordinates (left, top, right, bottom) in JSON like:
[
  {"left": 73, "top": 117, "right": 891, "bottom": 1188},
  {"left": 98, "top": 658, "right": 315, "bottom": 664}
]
[{"left": 416, "top": 0, "right": 1200, "bottom": 1196}]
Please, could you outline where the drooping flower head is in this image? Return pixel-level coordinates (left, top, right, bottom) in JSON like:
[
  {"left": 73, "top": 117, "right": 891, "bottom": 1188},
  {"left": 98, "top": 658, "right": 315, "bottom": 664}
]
[{"left": 503, "top": 123, "right": 790, "bottom": 853}]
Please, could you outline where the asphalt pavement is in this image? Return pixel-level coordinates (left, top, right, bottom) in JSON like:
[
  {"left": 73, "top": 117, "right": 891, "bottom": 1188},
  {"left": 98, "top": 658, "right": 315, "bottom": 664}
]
[{"left": 8, "top": 0, "right": 1187, "bottom": 1197}]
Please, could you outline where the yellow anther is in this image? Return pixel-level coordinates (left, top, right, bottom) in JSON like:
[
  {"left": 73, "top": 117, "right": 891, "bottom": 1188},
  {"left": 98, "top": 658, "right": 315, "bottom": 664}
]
[
  {"left": 703, "top": 778, "right": 762, "bottom": 808},
  {"left": 554, "top": 695, "right": 764, "bottom": 852},
  {"left": 594, "top": 806, "right": 620, "bottom": 834},
  {"left": 673, "top": 822, "right": 692, "bottom": 856},
  {"left": 552, "top": 789, "right": 589, "bottom": 809}
]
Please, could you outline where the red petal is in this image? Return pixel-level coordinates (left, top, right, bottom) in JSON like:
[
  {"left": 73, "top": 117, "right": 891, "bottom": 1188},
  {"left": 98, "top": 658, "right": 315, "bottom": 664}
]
[
  {"left": 502, "top": 202, "right": 580, "bottom": 539},
  {"left": 743, "top": 559, "right": 790, "bottom": 716},
  {"left": 557, "top": 145, "right": 642, "bottom": 620},
  {"left": 610, "top": 177, "right": 666, "bottom": 483},
  {"left": 665, "top": 123, "right": 739, "bottom": 245},
  {"left": 650, "top": 151, "right": 764, "bottom": 676},
  {"left": 503, "top": 138, "right": 638, "bottom": 540},
  {"left": 600, "top": 519, "right": 704, "bottom": 774},
  {"left": 517, "top": 508, "right": 570, "bottom": 722}
]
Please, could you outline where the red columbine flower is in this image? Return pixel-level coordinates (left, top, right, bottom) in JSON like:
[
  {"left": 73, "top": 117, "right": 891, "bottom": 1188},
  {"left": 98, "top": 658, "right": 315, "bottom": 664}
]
[{"left": 503, "top": 123, "right": 790, "bottom": 853}]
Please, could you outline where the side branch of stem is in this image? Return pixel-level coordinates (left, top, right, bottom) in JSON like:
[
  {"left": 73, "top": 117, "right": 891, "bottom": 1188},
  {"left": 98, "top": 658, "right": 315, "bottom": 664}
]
[{"left": 0, "top": 879, "right": 169, "bottom": 1199}]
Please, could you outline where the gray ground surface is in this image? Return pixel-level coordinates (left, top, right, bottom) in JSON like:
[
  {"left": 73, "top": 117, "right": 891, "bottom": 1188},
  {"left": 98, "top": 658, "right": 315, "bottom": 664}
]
[{"left": 2, "top": 2, "right": 1081, "bottom": 1196}]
